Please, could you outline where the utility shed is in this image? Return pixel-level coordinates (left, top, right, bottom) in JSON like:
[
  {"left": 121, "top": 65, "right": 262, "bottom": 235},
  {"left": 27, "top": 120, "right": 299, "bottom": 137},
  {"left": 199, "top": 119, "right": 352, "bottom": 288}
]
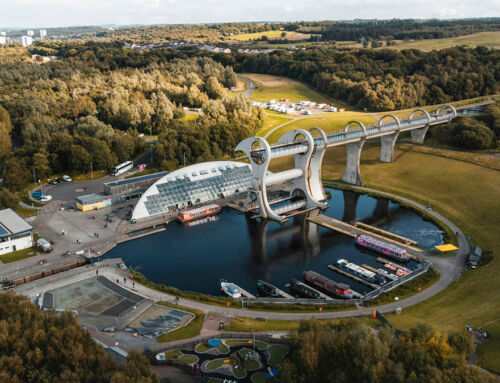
[
  {"left": 0, "top": 208, "right": 34, "bottom": 255},
  {"left": 468, "top": 246, "right": 482, "bottom": 268}
]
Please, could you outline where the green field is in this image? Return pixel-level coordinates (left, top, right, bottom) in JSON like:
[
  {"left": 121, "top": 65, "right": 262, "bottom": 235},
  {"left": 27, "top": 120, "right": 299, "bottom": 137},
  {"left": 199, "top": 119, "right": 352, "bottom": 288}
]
[
  {"left": 266, "top": 115, "right": 378, "bottom": 143},
  {"left": 230, "top": 30, "right": 309, "bottom": 42},
  {"left": 241, "top": 73, "right": 332, "bottom": 103},
  {"left": 272, "top": 145, "right": 500, "bottom": 372},
  {"left": 390, "top": 31, "right": 500, "bottom": 51},
  {"left": 0, "top": 246, "right": 40, "bottom": 264},
  {"left": 256, "top": 114, "right": 294, "bottom": 137}
]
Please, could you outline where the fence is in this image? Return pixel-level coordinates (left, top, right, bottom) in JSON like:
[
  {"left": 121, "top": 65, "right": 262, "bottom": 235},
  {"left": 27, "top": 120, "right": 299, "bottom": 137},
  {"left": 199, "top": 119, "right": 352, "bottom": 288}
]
[
  {"left": 154, "top": 332, "right": 289, "bottom": 354},
  {"left": 238, "top": 260, "right": 432, "bottom": 306}
]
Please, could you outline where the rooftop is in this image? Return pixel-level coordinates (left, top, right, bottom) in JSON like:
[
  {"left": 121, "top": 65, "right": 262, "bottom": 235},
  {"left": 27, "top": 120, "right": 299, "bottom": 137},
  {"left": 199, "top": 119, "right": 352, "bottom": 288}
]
[
  {"left": 0, "top": 208, "right": 33, "bottom": 237},
  {"left": 104, "top": 171, "right": 168, "bottom": 188},
  {"left": 76, "top": 193, "right": 111, "bottom": 205}
]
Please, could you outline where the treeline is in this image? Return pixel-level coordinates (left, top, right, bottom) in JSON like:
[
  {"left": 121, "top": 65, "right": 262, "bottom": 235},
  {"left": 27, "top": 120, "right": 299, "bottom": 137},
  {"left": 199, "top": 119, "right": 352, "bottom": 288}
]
[
  {"left": 216, "top": 46, "right": 499, "bottom": 111},
  {"left": 0, "top": 45, "right": 263, "bottom": 208},
  {"left": 287, "top": 18, "right": 500, "bottom": 41},
  {"left": 0, "top": 292, "right": 159, "bottom": 383},
  {"left": 429, "top": 103, "right": 500, "bottom": 150},
  {"left": 277, "top": 320, "right": 498, "bottom": 383}
]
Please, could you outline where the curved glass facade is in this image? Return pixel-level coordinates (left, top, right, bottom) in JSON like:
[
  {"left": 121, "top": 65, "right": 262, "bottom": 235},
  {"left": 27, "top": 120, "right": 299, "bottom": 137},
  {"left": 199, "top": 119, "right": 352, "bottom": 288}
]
[{"left": 132, "top": 161, "right": 252, "bottom": 220}]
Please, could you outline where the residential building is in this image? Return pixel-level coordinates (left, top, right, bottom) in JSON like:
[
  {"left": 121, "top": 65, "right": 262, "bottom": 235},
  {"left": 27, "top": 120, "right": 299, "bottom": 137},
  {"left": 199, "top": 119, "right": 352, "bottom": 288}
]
[
  {"left": 0, "top": 208, "right": 34, "bottom": 255},
  {"left": 27, "top": 30, "right": 34, "bottom": 37},
  {"left": 18, "top": 36, "right": 33, "bottom": 47},
  {"left": 40, "top": 29, "right": 47, "bottom": 38}
]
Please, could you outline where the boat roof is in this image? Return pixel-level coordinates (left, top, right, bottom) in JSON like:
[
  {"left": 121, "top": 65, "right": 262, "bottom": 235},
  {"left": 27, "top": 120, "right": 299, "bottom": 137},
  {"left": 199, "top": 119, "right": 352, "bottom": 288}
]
[{"left": 180, "top": 204, "right": 220, "bottom": 215}]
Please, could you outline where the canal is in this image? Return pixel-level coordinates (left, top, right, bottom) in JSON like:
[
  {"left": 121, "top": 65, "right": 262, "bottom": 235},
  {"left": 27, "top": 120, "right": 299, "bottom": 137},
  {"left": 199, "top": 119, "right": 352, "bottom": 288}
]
[{"left": 103, "top": 188, "right": 444, "bottom": 297}]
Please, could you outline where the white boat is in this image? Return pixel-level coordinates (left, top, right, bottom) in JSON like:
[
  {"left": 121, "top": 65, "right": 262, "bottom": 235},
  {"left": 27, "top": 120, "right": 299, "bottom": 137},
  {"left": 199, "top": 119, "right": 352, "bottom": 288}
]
[{"left": 220, "top": 279, "right": 241, "bottom": 298}]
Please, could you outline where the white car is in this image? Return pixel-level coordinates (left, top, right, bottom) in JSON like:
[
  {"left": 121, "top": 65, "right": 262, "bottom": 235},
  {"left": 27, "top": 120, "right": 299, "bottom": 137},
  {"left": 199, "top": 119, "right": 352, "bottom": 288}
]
[
  {"left": 40, "top": 195, "right": 52, "bottom": 202},
  {"left": 62, "top": 175, "right": 72, "bottom": 182}
]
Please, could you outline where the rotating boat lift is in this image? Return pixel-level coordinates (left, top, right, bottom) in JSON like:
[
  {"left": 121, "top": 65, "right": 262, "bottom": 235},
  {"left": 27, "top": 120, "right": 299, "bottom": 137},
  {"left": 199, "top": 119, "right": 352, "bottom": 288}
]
[{"left": 236, "top": 104, "right": 457, "bottom": 222}]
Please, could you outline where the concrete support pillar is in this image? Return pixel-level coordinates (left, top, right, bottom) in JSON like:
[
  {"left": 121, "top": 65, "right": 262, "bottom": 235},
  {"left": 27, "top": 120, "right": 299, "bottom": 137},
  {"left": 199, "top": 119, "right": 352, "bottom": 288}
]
[
  {"left": 342, "top": 190, "right": 359, "bottom": 222},
  {"left": 380, "top": 131, "right": 399, "bottom": 163},
  {"left": 373, "top": 198, "right": 390, "bottom": 219},
  {"left": 410, "top": 124, "right": 430, "bottom": 144},
  {"left": 342, "top": 140, "right": 365, "bottom": 186}
]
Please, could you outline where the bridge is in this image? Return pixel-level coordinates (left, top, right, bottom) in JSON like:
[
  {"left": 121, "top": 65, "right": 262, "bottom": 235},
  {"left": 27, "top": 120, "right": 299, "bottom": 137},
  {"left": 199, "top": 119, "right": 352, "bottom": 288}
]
[{"left": 236, "top": 104, "right": 458, "bottom": 222}]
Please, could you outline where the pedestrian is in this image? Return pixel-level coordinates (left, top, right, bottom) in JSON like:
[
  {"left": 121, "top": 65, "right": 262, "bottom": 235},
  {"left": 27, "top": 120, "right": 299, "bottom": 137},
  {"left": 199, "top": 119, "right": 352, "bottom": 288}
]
[
  {"left": 96, "top": 269, "right": 99, "bottom": 276},
  {"left": 123, "top": 277, "right": 126, "bottom": 284},
  {"left": 132, "top": 282, "right": 135, "bottom": 288},
  {"left": 175, "top": 296, "right": 179, "bottom": 305},
  {"left": 116, "top": 279, "right": 119, "bottom": 284}
]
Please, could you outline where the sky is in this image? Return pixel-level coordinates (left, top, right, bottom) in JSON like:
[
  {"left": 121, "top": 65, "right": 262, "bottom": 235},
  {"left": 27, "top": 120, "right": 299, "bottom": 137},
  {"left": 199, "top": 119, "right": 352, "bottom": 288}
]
[{"left": 0, "top": 0, "right": 499, "bottom": 28}]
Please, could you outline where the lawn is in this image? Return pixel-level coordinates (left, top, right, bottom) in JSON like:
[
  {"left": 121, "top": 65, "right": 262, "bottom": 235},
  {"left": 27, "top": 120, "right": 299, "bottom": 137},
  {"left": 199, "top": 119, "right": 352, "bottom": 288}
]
[
  {"left": 389, "top": 31, "right": 500, "bottom": 51},
  {"left": 256, "top": 114, "right": 294, "bottom": 137},
  {"left": 156, "top": 301, "right": 205, "bottom": 342},
  {"left": 240, "top": 73, "right": 332, "bottom": 104},
  {"left": 0, "top": 246, "right": 40, "bottom": 264},
  {"left": 267, "top": 344, "right": 289, "bottom": 366},
  {"left": 178, "top": 114, "right": 198, "bottom": 121},
  {"left": 271, "top": 145, "right": 500, "bottom": 371},
  {"left": 225, "top": 338, "right": 269, "bottom": 351},
  {"left": 266, "top": 115, "right": 377, "bottom": 143}
]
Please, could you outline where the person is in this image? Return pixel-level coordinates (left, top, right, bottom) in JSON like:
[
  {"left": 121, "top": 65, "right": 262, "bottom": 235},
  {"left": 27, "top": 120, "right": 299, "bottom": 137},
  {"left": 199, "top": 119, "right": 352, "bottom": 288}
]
[
  {"left": 132, "top": 282, "right": 135, "bottom": 288},
  {"left": 123, "top": 277, "right": 126, "bottom": 284},
  {"left": 96, "top": 269, "right": 99, "bottom": 276},
  {"left": 175, "top": 296, "right": 179, "bottom": 304},
  {"left": 116, "top": 279, "right": 119, "bottom": 284}
]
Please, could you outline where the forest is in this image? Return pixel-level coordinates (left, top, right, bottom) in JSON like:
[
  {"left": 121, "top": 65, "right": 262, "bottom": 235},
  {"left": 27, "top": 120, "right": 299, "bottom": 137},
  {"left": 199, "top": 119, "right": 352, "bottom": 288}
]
[
  {"left": 0, "top": 292, "right": 158, "bottom": 383},
  {"left": 218, "top": 46, "right": 499, "bottom": 111},
  {"left": 277, "top": 320, "right": 498, "bottom": 383},
  {"left": 0, "top": 46, "right": 264, "bottom": 208}
]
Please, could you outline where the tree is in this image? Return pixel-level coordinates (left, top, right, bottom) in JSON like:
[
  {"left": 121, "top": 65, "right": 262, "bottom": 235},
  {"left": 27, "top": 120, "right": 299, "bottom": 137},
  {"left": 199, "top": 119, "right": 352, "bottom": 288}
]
[
  {"left": 70, "top": 144, "right": 92, "bottom": 172},
  {"left": 205, "top": 76, "right": 225, "bottom": 99},
  {"left": 3, "top": 157, "right": 30, "bottom": 192},
  {"left": 0, "top": 292, "right": 159, "bottom": 383},
  {"left": 33, "top": 150, "right": 51, "bottom": 180},
  {"left": 0, "top": 106, "right": 13, "bottom": 160},
  {"left": 0, "top": 188, "right": 17, "bottom": 209}
]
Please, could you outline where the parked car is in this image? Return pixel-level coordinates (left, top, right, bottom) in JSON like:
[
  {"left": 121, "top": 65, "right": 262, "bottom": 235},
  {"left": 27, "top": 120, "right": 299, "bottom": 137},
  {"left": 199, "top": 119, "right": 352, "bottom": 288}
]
[
  {"left": 48, "top": 179, "right": 59, "bottom": 185},
  {"left": 40, "top": 195, "right": 53, "bottom": 202},
  {"left": 62, "top": 175, "right": 72, "bottom": 182},
  {"left": 37, "top": 238, "right": 52, "bottom": 253}
]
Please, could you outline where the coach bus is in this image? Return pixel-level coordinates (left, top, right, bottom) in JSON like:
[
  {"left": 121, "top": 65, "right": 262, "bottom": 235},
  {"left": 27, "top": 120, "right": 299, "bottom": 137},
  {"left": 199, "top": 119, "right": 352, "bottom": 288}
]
[{"left": 111, "top": 161, "right": 133, "bottom": 176}]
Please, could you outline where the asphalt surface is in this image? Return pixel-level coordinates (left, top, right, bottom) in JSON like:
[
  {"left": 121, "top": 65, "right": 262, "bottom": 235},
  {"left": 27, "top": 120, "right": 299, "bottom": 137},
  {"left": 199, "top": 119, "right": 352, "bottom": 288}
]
[{"left": 45, "top": 176, "right": 115, "bottom": 202}]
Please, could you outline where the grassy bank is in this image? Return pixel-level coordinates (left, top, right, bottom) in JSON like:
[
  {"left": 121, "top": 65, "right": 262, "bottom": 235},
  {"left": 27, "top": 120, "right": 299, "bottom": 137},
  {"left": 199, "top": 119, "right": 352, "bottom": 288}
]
[
  {"left": 270, "top": 145, "right": 500, "bottom": 371},
  {"left": 156, "top": 301, "right": 204, "bottom": 342},
  {"left": 0, "top": 246, "right": 40, "bottom": 264}
]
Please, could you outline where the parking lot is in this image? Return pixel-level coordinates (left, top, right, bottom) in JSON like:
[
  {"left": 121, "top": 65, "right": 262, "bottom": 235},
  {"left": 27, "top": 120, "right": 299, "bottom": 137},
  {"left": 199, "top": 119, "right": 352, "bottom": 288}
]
[{"left": 253, "top": 99, "right": 342, "bottom": 115}]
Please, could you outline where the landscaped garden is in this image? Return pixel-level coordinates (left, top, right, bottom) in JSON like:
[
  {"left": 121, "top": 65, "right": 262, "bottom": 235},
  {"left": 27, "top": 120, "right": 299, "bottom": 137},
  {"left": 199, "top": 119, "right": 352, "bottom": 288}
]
[{"left": 160, "top": 338, "right": 289, "bottom": 381}]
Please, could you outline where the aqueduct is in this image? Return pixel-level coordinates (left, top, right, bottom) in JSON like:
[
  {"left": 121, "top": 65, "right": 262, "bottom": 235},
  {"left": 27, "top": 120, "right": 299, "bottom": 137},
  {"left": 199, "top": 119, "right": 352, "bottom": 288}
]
[{"left": 236, "top": 104, "right": 457, "bottom": 222}]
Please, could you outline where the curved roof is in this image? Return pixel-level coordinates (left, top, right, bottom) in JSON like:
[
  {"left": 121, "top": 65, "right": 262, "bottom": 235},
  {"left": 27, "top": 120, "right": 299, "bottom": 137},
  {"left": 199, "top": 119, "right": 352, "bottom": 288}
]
[{"left": 132, "top": 161, "right": 252, "bottom": 220}]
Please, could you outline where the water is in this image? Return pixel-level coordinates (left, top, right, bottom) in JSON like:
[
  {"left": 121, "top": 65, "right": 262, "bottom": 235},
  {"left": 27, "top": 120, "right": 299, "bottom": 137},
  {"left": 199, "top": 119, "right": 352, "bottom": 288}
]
[{"left": 103, "top": 188, "right": 443, "bottom": 297}]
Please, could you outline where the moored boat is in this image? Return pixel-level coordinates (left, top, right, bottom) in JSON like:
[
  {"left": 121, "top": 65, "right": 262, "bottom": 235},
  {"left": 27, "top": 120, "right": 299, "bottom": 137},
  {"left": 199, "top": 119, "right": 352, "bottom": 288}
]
[
  {"left": 303, "top": 271, "right": 353, "bottom": 299},
  {"left": 257, "top": 280, "right": 281, "bottom": 298},
  {"left": 355, "top": 235, "right": 409, "bottom": 263},
  {"left": 289, "top": 278, "right": 320, "bottom": 299},
  {"left": 220, "top": 279, "right": 241, "bottom": 298},
  {"left": 178, "top": 204, "right": 221, "bottom": 223},
  {"left": 336, "top": 259, "right": 386, "bottom": 285}
]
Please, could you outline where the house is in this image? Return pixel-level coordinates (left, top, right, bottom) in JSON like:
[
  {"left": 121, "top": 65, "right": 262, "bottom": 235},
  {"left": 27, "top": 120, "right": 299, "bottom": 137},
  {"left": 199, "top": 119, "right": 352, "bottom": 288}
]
[
  {"left": 0, "top": 208, "right": 34, "bottom": 255},
  {"left": 468, "top": 246, "right": 482, "bottom": 268}
]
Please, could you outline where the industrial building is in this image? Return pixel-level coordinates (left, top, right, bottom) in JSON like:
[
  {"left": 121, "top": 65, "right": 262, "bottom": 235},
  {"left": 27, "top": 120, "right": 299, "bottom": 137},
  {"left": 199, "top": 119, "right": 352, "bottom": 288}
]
[
  {"left": 132, "top": 161, "right": 252, "bottom": 221},
  {"left": 75, "top": 171, "right": 168, "bottom": 212},
  {"left": 0, "top": 209, "right": 34, "bottom": 256}
]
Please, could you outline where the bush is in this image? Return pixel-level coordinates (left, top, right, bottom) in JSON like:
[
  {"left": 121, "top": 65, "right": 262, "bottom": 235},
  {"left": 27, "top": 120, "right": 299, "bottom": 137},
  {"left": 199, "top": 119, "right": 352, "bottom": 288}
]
[
  {"left": 453, "top": 117, "right": 496, "bottom": 150},
  {"left": 0, "top": 188, "right": 18, "bottom": 209}
]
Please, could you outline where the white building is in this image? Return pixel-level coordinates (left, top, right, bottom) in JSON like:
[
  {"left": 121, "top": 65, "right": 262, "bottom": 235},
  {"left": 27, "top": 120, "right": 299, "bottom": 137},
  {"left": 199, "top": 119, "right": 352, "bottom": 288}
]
[
  {"left": 18, "top": 36, "right": 33, "bottom": 47},
  {"left": 0, "top": 36, "right": 6, "bottom": 45},
  {"left": 0, "top": 32, "right": 6, "bottom": 37},
  {"left": 40, "top": 29, "right": 47, "bottom": 38},
  {"left": 27, "top": 30, "right": 34, "bottom": 37},
  {"left": 0, "top": 208, "right": 34, "bottom": 256}
]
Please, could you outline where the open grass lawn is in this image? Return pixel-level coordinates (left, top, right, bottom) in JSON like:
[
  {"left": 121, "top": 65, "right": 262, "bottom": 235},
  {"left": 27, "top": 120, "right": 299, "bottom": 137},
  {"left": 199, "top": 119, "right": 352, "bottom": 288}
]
[
  {"left": 256, "top": 114, "right": 294, "bottom": 137},
  {"left": 390, "top": 31, "right": 500, "bottom": 51},
  {"left": 225, "top": 338, "right": 269, "bottom": 351},
  {"left": 0, "top": 246, "right": 39, "bottom": 264},
  {"left": 267, "top": 344, "right": 289, "bottom": 366},
  {"left": 251, "top": 372, "right": 268, "bottom": 383},
  {"left": 240, "top": 73, "right": 332, "bottom": 103},
  {"left": 156, "top": 301, "right": 205, "bottom": 342},
  {"left": 266, "top": 115, "right": 377, "bottom": 143},
  {"left": 272, "top": 145, "right": 500, "bottom": 371}
]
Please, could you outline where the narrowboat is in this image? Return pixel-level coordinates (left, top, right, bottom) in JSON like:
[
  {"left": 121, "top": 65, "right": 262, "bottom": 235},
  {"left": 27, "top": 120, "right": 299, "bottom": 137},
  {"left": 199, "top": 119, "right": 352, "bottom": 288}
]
[
  {"left": 336, "top": 259, "right": 386, "bottom": 285},
  {"left": 178, "top": 204, "right": 221, "bottom": 223},
  {"left": 303, "top": 271, "right": 353, "bottom": 299},
  {"left": 355, "top": 235, "right": 410, "bottom": 263},
  {"left": 257, "top": 280, "right": 281, "bottom": 298},
  {"left": 289, "top": 278, "right": 320, "bottom": 299}
]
